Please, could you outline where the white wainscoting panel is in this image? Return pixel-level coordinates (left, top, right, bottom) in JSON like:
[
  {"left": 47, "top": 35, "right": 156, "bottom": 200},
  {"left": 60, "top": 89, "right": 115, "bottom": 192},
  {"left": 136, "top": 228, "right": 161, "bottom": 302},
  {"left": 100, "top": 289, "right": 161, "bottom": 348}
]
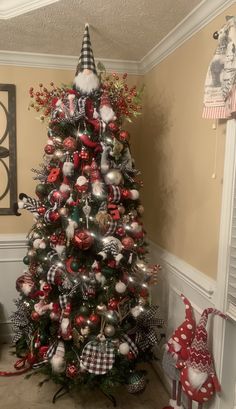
[
  {"left": 0, "top": 234, "right": 27, "bottom": 342},
  {"left": 148, "top": 240, "right": 223, "bottom": 409}
]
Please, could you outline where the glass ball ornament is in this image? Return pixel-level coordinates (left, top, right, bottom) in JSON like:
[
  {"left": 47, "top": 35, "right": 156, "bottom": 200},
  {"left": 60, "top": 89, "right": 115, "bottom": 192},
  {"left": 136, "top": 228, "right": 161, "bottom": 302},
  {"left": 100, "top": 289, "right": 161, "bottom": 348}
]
[
  {"left": 23, "top": 256, "right": 29, "bottom": 265},
  {"left": 27, "top": 249, "right": 37, "bottom": 259},
  {"left": 63, "top": 136, "right": 77, "bottom": 152},
  {"left": 126, "top": 371, "right": 147, "bottom": 394},
  {"left": 105, "top": 310, "right": 118, "bottom": 324},
  {"left": 73, "top": 229, "right": 94, "bottom": 250},
  {"left": 74, "top": 315, "right": 86, "bottom": 327},
  {"left": 115, "top": 281, "right": 127, "bottom": 294},
  {"left": 53, "top": 149, "right": 66, "bottom": 161},
  {"left": 104, "top": 169, "right": 123, "bottom": 186},
  {"left": 78, "top": 304, "right": 90, "bottom": 316},
  {"left": 58, "top": 207, "right": 69, "bottom": 217},
  {"left": 104, "top": 324, "right": 115, "bottom": 337},
  {"left": 96, "top": 303, "right": 107, "bottom": 314},
  {"left": 35, "top": 183, "right": 47, "bottom": 197},
  {"left": 119, "top": 342, "right": 130, "bottom": 355}
]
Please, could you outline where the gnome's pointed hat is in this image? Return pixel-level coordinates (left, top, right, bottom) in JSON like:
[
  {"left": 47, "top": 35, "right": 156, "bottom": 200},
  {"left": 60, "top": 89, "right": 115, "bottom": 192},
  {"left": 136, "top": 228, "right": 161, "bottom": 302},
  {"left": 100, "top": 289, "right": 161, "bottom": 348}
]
[
  {"left": 167, "top": 294, "right": 196, "bottom": 358},
  {"left": 187, "top": 308, "right": 226, "bottom": 376},
  {"left": 76, "top": 24, "right": 97, "bottom": 75}
]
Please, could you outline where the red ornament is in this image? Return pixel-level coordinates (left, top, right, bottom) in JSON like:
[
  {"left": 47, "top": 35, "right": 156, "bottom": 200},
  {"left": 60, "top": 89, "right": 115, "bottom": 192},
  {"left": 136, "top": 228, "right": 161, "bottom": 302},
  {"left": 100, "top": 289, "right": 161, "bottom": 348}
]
[
  {"left": 37, "top": 206, "right": 46, "bottom": 215},
  {"left": 139, "top": 287, "right": 149, "bottom": 298},
  {"left": 49, "top": 210, "right": 60, "bottom": 222},
  {"left": 122, "top": 236, "right": 135, "bottom": 250},
  {"left": 74, "top": 315, "right": 86, "bottom": 327},
  {"left": 39, "top": 345, "right": 49, "bottom": 359},
  {"left": 119, "top": 130, "right": 130, "bottom": 142},
  {"left": 73, "top": 229, "right": 94, "bottom": 250},
  {"left": 108, "top": 122, "right": 119, "bottom": 133},
  {"left": 42, "top": 283, "right": 52, "bottom": 293},
  {"left": 44, "top": 144, "right": 55, "bottom": 155},
  {"left": 31, "top": 311, "right": 40, "bottom": 321},
  {"left": 116, "top": 226, "right": 126, "bottom": 237},
  {"left": 66, "top": 364, "right": 78, "bottom": 379},
  {"left": 49, "top": 189, "right": 63, "bottom": 205},
  {"left": 108, "top": 299, "right": 119, "bottom": 310},
  {"left": 121, "top": 189, "right": 131, "bottom": 199},
  {"left": 127, "top": 351, "right": 135, "bottom": 360},
  {"left": 89, "top": 313, "right": 101, "bottom": 325},
  {"left": 63, "top": 136, "right": 77, "bottom": 152}
]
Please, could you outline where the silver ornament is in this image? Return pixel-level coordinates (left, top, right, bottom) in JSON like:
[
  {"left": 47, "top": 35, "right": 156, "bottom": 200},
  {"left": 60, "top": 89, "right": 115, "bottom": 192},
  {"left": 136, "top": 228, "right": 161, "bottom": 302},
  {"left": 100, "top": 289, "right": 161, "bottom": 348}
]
[
  {"left": 54, "top": 149, "right": 66, "bottom": 161},
  {"left": 104, "top": 169, "right": 123, "bottom": 186},
  {"left": 82, "top": 199, "right": 91, "bottom": 229},
  {"left": 104, "top": 324, "right": 115, "bottom": 337}
]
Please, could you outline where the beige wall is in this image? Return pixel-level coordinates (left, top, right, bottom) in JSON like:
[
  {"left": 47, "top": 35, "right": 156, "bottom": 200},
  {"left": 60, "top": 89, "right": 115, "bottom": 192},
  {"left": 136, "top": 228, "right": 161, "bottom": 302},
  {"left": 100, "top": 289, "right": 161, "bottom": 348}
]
[
  {"left": 133, "top": 8, "right": 236, "bottom": 278},
  {"left": 0, "top": 66, "right": 140, "bottom": 233}
]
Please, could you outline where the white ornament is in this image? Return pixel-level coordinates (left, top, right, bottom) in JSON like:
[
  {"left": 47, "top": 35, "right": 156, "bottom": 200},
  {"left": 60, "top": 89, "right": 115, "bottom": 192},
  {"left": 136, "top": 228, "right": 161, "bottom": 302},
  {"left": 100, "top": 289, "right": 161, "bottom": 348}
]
[
  {"left": 76, "top": 175, "right": 88, "bottom": 186},
  {"left": 131, "top": 305, "right": 143, "bottom": 318},
  {"left": 104, "top": 169, "right": 123, "bottom": 186},
  {"left": 115, "top": 281, "right": 127, "bottom": 293},
  {"left": 130, "top": 189, "right": 139, "bottom": 200},
  {"left": 50, "top": 341, "right": 66, "bottom": 373},
  {"left": 119, "top": 342, "right": 130, "bottom": 355}
]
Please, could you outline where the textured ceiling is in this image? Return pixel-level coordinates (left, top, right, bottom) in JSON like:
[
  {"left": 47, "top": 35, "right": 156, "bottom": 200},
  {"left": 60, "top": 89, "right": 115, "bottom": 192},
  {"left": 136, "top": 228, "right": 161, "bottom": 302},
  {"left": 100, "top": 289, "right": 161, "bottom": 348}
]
[{"left": 0, "top": 0, "right": 203, "bottom": 61}]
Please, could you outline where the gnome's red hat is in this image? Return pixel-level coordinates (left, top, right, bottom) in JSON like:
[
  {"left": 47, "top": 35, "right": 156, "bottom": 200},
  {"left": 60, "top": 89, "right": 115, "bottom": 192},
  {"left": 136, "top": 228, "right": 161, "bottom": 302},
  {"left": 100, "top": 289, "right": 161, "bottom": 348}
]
[
  {"left": 167, "top": 294, "right": 196, "bottom": 360},
  {"left": 187, "top": 308, "right": 226, "bottom": 377}
]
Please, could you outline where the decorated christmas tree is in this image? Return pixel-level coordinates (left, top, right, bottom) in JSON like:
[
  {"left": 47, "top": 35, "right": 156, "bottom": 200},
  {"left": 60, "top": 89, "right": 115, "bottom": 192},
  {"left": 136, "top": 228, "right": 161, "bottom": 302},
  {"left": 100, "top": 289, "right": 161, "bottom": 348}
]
[{"left": 11, "top": 24, "right": 164, "bottom": 399}]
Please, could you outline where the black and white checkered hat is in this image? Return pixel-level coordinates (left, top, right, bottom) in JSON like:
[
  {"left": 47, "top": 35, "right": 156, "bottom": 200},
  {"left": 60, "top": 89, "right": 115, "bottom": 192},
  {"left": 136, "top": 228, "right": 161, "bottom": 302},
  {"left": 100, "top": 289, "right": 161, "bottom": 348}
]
[{"left": 76, "top": 23, "right": 97, "bottom": 74}]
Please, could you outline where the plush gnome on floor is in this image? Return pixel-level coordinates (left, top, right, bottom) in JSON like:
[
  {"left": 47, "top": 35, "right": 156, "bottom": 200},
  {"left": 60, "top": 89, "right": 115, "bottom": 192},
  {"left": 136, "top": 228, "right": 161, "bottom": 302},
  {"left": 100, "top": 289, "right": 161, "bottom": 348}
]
[
  {"left": 179, "top": 308, "right": 226, "bottom": 409},
  {"left": 162, "top": 294, "right": 196, "bottom": 409}
]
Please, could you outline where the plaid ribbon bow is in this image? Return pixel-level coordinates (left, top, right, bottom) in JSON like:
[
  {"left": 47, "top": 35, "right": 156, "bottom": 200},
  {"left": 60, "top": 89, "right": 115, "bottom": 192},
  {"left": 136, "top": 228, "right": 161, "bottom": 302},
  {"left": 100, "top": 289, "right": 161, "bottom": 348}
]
[
  {"left": 81, "top": 340, "right": 115, "bottom": 375},
  {"left": 134, "top": 305, "right": 165, "bottom": 351}
]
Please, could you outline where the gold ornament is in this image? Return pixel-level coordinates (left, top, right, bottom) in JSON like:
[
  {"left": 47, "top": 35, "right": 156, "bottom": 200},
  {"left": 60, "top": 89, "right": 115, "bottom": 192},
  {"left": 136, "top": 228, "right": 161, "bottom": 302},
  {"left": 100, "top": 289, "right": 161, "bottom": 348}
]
[
  {"left": 111, "top": 138, "right": 124, "bottom": 160},
  {"left": 58, "top": 207, "right": 69, "bottom": 217},
  {"left": 104, "top": 324, "right": 115, "bottom": 337},
  {"left": 95, "top": 211, "right": 113, "bottom": 233},
  {"left": 72, "top": 328, "right": 84, "bottom": 348},
  {"left": 137, "top": 205, "right": 144, "bottom": 215}
]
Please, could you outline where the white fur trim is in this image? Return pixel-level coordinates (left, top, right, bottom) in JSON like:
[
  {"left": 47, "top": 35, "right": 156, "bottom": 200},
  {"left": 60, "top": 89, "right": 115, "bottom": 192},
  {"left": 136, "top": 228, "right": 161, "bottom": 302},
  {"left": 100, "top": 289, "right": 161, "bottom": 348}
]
[
  {"left": 92, "top": 180, "right": 104, "bottom": 197},
  {"left": 61, "top": 317, "right": 70, "bottom": 335},
  {"left": 68, "top": 94, "right": 75, "bottom": 100},
  {"left": 59, "top": 183, "right": 71, "bottom": 193},
  {"left": 21, "top": 283, "right": 33, "bottom": 296},
  {"left": 188, "top": 367, "right": 208, "bottom": 390},
  {"left": 62, "top": 161, "right": 74, "bottom": 176},
  {"left": 55, "top": 244, "right": 66, "bottom": 256},
  {"left": 73, "top": 71, "right": 100, "bottom": 94},
  {"left": 66, "top": 219, "right": 78, "bottom": 241},
  {"left": 99, "top": 105, "right": 115, "bottom": 123}
]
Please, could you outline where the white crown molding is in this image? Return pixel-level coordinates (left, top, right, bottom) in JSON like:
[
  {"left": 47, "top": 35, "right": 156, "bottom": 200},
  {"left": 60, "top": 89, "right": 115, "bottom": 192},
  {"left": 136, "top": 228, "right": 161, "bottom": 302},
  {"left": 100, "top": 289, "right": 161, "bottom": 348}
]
[
  {"left": 0, "top": 0, "right": 59, "bottom": 19},
  {"left": 0, "top": 1, "right": 235, "bottom": 74},
  {"left": 140, "top": 0, "right": 236, "bottom": 74},
  {"left": 149, "top": 240, "right": 216, "bottom": 300},
  {"left": 0, "top": 50, "right": 141, "bottom": 75}
]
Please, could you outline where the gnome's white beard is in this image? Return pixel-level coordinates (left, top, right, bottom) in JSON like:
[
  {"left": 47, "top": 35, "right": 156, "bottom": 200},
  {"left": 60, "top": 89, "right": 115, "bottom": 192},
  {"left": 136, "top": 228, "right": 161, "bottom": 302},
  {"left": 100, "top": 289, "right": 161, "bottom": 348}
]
[
  {"left": 188, "top": 367, "right": 208, "bottom": 390},
  {"left": 74, "top": 71, "right": 100, "bottom": 94}
]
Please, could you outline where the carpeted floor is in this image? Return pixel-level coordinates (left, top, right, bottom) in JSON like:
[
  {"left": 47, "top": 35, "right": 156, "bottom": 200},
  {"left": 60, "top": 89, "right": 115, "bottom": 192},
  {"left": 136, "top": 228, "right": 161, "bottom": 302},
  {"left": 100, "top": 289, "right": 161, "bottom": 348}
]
[{"left": 0, "top": 343, "right": 169, "bottom": 409}]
